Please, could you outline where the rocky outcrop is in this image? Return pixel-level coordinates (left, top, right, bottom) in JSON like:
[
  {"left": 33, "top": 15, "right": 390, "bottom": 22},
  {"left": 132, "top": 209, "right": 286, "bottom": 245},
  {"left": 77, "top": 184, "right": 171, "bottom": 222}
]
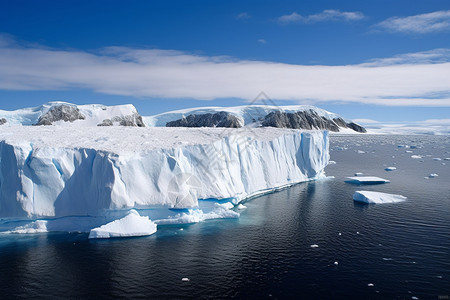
[
  {"left": 35, "top": 105, "right": 85, "bottom": 125},
  {"left": 113, "top": 113, "right": 145, "bottom": 127},
  {"left": 261, "top": 110, "right": 366, "bottom": 132},
  {"left": 0, "top": 118, "right": 6, "bottom": 125},
  {"left": 97, "top": 119, "right": 113, "bottom": 126},
  {"left": 345, "top": 122, "right": 367, "bottom": 133},
  {"left": 166, "top": 112, "right": 242, "bottom": 128}
]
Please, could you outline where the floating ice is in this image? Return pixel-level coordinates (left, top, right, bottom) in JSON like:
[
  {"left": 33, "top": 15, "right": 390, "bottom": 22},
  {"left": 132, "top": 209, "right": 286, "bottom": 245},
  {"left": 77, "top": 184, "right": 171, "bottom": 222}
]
[
  {"left": 353, "top": 191, "right": 407, "bottom": 204},
  {"left": 433, "top": 158, "right": 442, "bottom": 161},
  {"left": 3, "top": 220, "right": 48, "bottom": 234},
  {"left": 237, "top": 204, "right": 247, "bottom": 210},
  {"left": 411, "top": 155, "right": 423, "bottom": 159},
  {"left": 354, "top": 172, "right": 364, "bottom": 176},
  {"left": 155, "top": 208, "right": 239, "bottom": 225},
  {"left": 334, "top": 261, "right": 339, "bottom": 265},
  {"left": 310, "top": 244, "right": 319, "bottom": 248},
  {"left": 385, "top": 167, "right": 396, "bottom": 171},
  {"left": 368, "top": 283, "right": 374, "bottom": 287},
  {"left": 88, "top": 210, "right": 157, "bottom": 239},
  {"left": 181, "top": 278, "right": 190, "bottom": 282},
  {"left": 357, "top": 150, "right": 365, "bottom": 154},
  {"left": 328, "top": 160, "right": 337, "bottom": 164},
  {"left": 428, "top": 173, "right": 439, "bottom": 178},
  {"left": 444, "top": 158, "right": 450, "bottom": 161},
  {"left": 345, "top": 176, "right": 390, "bottom": 185}
]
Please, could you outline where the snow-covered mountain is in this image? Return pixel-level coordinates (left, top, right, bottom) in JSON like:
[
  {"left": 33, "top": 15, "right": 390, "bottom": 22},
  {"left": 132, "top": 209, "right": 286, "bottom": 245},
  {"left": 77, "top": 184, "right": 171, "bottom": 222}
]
[
  {"left": 0, "top": 102, "right": 365, "bottom": 132},
  {"left": 0, "top": 101, "right": 145, "bottom": 127},
  {"left": 143, "top": 105, "right": 366, "bottom": 133}
]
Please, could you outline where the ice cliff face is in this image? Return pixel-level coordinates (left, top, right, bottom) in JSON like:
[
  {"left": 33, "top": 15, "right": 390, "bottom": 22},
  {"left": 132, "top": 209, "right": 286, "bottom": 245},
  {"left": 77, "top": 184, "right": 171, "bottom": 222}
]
[{"left": 0, "top": 127, "right": 329, "bottom": 218}]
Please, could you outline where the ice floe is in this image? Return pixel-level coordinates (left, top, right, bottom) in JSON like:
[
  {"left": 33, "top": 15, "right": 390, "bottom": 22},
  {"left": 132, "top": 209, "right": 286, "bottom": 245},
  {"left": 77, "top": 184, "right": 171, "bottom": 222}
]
[
  {"left": 345, "top": 176, "right": 390, "bottom": 185},
  {"left": 353, "top": 191, "right": 407, "bottom": 204},
  {"left": 384, "top": 167, "right": 397, "bottom": 171}
]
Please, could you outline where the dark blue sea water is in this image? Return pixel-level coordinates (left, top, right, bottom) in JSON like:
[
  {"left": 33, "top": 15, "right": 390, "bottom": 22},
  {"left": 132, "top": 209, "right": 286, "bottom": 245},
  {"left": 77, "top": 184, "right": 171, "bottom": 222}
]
[{"left": 1, "top": 135, "right": 449, "bottom": 299}]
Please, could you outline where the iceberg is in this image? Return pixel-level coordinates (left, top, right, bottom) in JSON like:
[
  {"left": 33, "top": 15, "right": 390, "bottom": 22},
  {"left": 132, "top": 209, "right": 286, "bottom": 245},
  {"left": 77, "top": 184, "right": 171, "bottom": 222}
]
[
  {"left": 353, "top": 191, "right": 407, "bottom": 204},
  {"left": 345, "top": 176, "right": 390, "bottom": 185},
  {"left": 88, "top": 209, "right": 157, "bottom": 239},
  {"left": 384, "top": 167, "right": 396, "bottom": 171},
  {"left": 0, "top": 126, "right": 329, "bottom": 219}
]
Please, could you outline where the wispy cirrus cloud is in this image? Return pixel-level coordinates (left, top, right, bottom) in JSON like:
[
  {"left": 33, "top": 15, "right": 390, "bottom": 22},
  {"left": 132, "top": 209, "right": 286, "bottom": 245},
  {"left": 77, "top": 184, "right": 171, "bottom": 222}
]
[
  {"left": 277, "top": 9, "right": 364, "bottom": 24},
  {"left": 0, "top": 36, "right": 449, "bottom": 107},
  {"left": 235, "top": 12, "right": 251, "bottom": 20},
  {"left": 374, "top": 10, "right": 450, "bottom": 34}
]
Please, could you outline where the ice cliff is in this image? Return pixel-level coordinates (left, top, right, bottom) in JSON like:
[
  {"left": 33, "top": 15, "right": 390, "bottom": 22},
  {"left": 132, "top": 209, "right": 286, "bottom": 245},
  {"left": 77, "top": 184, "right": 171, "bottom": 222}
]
[{"left": 0, "top": 126, "right": 329, "bottom": 218}]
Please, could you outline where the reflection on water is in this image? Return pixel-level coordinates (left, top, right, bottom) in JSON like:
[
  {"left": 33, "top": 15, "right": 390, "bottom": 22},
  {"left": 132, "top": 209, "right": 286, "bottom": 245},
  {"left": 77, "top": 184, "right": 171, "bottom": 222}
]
[{"left": 0, "top": 135, "right": 449, "bottom": 299}]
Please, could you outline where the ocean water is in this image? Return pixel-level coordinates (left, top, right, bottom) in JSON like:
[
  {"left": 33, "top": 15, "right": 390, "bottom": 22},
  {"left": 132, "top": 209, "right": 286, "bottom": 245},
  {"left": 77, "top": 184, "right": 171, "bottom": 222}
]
[{"left": 0, "top": 134, "right": 449, "bottom": 299}]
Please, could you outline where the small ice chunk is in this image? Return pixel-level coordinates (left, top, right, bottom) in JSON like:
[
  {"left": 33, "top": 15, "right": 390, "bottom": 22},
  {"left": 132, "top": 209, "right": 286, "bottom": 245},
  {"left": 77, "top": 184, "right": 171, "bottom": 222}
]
[
  {"left": 215, "top": 202, "right": 234, "bottom": 210},
  {"left": 411, "top": 155, "right": 423, "bottom": 159},
  {"left": 334, "top": 261, "right": 339, "bottom": 265},
  {"left": 356, "top": 231, "right": 360, "bottom": 234},
  {"left": 444, "top": 158, "right": 450, "bottom": 161},
  {"left": 433, "top": 158, "right": 442, "bottom": 161},
  {"left": 182, "top": 278, "right": 190, "bottom": 282},
  {"left": 237, "top": 204, "right": 247, "bottom": 210},
  {"left": 328, "top": 160, "right": 337, "bottom": 165},
  {"left": 310, "top": 244, "right": 319, "bottom": 248},
  {"left": 345, "top": 176, "right": 390, "bottom": 185},
  {"left": 406, "top": 150, "right": 413, "bottom": 153},
  {"left": 353, "top": 191, "right": 407, "bottom": 204},
  {"left": 354, "top": 172, "right": 364, "bottom": 176},
  {"left": 368, "top": 283, "right": 374, "bottom": 287},
  {"left": 357, "top": 150, "right": 365, "bottom": 154},
  {"left": 428, "top": 173, "right": 438, "bottom": 178},
  {"left": 385, "top": 167, "right": 396, "bottom": 171},
  {"left": 88, "top": 209, "right": 157, "bottom": 239},
  {"left": 338, "top": 232, "right": 342, "bottom": 236},
  {"left": 5, "top": 220, "right": 48, "bottom": 234}
]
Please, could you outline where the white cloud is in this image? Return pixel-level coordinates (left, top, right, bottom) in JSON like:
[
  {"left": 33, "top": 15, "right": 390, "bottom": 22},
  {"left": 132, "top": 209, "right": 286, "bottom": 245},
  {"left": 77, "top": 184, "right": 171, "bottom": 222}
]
[
  {"left": 352, "top": 119, "right": 380, "bottom": 124},
  {"left": 257, "top": 39, "right": 267, "bottom": 44},
  {"left": 278, "top": 9, "right": 364, "bottom": 24},
  {"left": 361, "top": 48, "right": 450, "bottom": 66},
  {"left": 0, "top": 37, "right": 449, "bottom": 107},
  {"left": 375, "top": 10, "right": 450, "bottom": 34},
  {"left": 422, "top": 118, "right": 450, "bottom": 125},
  {"left": 236, "top": 12, "right": 251, "bottom": 20}
]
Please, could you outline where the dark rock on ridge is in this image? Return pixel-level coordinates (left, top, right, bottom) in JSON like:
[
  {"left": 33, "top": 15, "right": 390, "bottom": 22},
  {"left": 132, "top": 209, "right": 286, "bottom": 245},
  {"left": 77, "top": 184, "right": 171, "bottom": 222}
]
[
  {"left": 35, "top": 105, "right": 85, "bottom": 125},
  {"left": 166, "top": 112, "right": 242, "bottom": 128},
  {"left": 112, "top": 113, "right": 145, "bottom": 127},
  {"left": 97, "top": 119, "right": 113, "bottom": 126},
  {"left": 0, "top": 118, "right": 6, "bottom": 125},
  {"left": 261, "top": 110, "right": 366, "bottom": 132}
]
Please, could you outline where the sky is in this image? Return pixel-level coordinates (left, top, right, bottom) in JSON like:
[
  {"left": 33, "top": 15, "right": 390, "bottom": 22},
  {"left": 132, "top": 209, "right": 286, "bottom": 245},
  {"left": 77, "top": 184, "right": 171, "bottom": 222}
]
[{"left": 0, "top": 0, "right": 450, "bottom": 123}]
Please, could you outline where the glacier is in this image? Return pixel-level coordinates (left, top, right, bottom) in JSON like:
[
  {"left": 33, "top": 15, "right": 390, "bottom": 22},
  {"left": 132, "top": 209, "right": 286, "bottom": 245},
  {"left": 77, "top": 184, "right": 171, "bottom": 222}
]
[{"left": 0, "top": 126, "right": 329, "bottom": 227}]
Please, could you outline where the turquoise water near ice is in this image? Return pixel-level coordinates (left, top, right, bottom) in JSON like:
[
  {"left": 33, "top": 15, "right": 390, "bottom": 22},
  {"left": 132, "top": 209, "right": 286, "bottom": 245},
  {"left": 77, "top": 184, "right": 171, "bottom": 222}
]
[{"left": 0, "top": 135, "right": 449, "bottom": 299}]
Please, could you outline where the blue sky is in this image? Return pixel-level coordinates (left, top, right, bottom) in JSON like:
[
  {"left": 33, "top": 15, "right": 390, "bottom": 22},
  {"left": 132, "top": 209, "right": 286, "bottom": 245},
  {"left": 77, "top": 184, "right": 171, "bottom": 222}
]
[{"left": 0, "top": 0, "right": 450, "bottom": 122}]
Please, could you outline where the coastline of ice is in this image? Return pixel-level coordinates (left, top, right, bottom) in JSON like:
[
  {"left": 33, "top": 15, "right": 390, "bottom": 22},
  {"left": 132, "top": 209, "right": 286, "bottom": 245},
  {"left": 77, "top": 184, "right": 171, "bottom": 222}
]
[{"left": 0, "top": 125, "right": 329, "bottom": 233}]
